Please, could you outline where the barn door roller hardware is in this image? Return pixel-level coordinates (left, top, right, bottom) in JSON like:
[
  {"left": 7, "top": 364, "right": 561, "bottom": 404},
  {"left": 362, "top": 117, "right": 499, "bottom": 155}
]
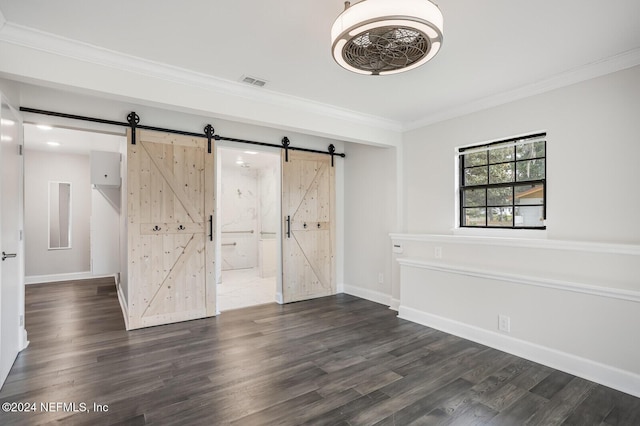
[
  {"left": 204, "top": 124, "right": 214, "bottom": 154},
  {"left": 19, "top": 108, "right": 346, "bottom": 162},
  {"left": 127, "top": 112, "right": 140, "bottom": 144},
  {"left": 282, "top": 137, "right": 291, "bottom": 162}
]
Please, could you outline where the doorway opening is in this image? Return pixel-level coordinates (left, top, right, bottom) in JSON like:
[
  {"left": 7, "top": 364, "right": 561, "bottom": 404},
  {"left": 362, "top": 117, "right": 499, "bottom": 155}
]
[
  {"left": 216, "top": 146, "right": 281, "bottom": 312},
  {"left": 22, "top": 123, "right": 126, "bottom": 285}
]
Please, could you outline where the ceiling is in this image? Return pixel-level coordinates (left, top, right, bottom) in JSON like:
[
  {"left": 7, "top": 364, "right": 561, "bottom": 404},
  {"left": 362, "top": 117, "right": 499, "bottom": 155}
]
[
  {"left": 1, "top": 0, "right": 640, "bottom": 129},
  {"left": 23, "top": 123, "right": 124, "bottom": 155},
  {"left": 219, "top": 147, "right": 279, "bottom": 172}
]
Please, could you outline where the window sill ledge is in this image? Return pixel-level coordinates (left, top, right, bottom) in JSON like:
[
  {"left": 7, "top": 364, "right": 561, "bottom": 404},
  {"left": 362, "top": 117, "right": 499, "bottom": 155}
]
[
  {"left": 388, "top": 232, "right": 640, "bottom": 256},
  {"left": 452, "top": 227, "right": 548, "bottom": 239}
]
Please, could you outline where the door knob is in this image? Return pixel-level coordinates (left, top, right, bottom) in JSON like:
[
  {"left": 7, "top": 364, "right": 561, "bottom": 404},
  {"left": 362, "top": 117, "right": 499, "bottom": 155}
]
[{"left": 2, "top": 251, "right": 17, "bottom": 261}]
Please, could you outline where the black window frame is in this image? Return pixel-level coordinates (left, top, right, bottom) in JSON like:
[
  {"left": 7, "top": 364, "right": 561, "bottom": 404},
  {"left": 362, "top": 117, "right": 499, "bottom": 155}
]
[{"left": 459, "top": 133, "right": 547, "bottom": 230}]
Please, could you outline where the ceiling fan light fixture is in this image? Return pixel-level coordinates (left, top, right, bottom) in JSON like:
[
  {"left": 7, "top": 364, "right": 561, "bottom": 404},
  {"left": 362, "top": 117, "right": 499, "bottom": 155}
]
[{"left": 331, "top": 0, "right": 443, "bottom": 75}]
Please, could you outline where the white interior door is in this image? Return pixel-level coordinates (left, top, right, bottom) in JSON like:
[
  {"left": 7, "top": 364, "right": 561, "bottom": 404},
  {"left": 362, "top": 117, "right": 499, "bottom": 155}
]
[{"left": 0, "top": 97, "right": 25, "bottom": 388}]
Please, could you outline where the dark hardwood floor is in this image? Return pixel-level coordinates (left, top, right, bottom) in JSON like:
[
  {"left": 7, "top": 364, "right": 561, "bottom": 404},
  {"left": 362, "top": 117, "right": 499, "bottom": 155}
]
[{"left": 1, "top": 278, "right": 639, "bottom": 425}]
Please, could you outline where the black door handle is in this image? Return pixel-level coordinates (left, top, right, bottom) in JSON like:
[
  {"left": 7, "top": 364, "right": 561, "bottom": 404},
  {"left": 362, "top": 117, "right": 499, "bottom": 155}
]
[
  {"left": 2, "top": 251, "right": 17, "bottom": 261},
  {"left": 286, "top": 216, "right": 291, "bottom": 239}
]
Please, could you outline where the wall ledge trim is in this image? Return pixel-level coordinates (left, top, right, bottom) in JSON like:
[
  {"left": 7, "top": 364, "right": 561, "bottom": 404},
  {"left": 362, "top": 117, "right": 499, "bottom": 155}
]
[
  {"left": 343, "top": 284, "right": 392, "bottom": 307},
  {"left": 390, "top": 233, "right": 640, "bottom": 256},
  {"left": 397, "top": 258, "right": 640, "bottom": 303},
  {"left": 399, "top": 305, "right": 640, "bottom": 399}
]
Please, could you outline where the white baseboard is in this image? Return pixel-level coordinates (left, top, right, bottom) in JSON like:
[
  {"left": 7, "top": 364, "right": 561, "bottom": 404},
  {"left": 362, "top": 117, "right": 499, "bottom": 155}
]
[
  {"left": 389, "top": 298, "right": 400, "bottom": 311},
  {"left": 116, "top": 283, "right": 130, "bottom": 330},
  {"left": 343, "top": 284, "right": 392, "bottom": 307},
  {"left": 25, "top": 271, "right": 93, "bottom": 284},
  {"left": 20, "top": 328, "right": 29, "bottom": 351},
  {"left": 399, "top": 305, "right": 640, "bottom": 399},
  {"left": 275, "top": 292, "right": 284, "bottom": 305},
  {"left": 25, "top": 271, "right": 118, "bottom": 285},
  {"left": 336, "top": 282, "right": 345, "bottom": 294}
]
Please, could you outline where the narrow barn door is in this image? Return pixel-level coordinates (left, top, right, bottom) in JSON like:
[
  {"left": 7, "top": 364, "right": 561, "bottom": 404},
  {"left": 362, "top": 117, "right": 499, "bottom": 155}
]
[
  {"left": 282, "top": 151, "right": 335, "bottom": 303},
  {"left": 127, "top": 130, "right": 215, "bottom": 329}
]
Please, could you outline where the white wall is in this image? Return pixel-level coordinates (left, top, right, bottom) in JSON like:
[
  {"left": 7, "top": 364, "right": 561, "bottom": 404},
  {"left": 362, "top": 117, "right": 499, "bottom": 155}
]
[
  {"left": 220, "top": 165, "right": 259, "bottom": 270},
  {"left": 24, "top": 150, "right": 91, "bottom": 278},
  {"left": 343, "top": 142, "right": 397, "bottom": 305},
  {"left": 90, "top": 187, "right": 120, "bottom": 275},
  {"left": 396, "top": 66, "right": 640, "bottom": 397},
  {"left": 404, "top": 65, "right": 640, "bottom": 243},
  {"left": 258, "top": 166, "right": 278, "bottom": 237}
]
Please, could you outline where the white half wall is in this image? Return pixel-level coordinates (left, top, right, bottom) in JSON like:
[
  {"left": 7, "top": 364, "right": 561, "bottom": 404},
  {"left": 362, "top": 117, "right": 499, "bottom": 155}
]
[{"left": 393, "top": 237, "right": 640, "bottom": 398}]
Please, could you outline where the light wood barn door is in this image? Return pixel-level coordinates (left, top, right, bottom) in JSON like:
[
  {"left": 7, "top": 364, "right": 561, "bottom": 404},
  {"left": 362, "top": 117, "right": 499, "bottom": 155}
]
[
  {"left": 127, "top": 130, "right": 215, "bottom": 329},
  {"left": 282, "top": 150, "right": 335, "bottom": 303}
]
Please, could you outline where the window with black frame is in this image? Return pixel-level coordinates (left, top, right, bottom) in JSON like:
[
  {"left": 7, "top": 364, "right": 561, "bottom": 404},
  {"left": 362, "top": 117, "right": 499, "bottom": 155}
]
[{"left": 459, "top": 133, "right": 546, "bottom": 229}]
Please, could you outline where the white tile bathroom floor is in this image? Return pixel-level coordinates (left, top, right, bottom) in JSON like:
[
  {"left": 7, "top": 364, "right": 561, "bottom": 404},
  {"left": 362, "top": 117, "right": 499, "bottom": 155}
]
[{"left": 218, "top": 268, "right": 277, "bottom": 312}]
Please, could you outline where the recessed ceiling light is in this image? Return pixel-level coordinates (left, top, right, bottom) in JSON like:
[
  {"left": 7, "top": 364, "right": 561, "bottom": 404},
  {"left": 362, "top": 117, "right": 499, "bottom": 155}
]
[
  {"left": 244, "top": 151, "right": 258, "bottom": 155},
  {"left": 1, "top": 119, "right": 15, "bottom": 126},
  {"left": 47, "top": 141, "right": 60, "bottom": 146},
  {"left": 37, "top": 124, "right": 53, "bottom": 130},
  {"left": 235, "top": 160, "right": 244, "bottom": 165},
  {"left": 1, "top": 135, "right": 13, "bottom": 142}
]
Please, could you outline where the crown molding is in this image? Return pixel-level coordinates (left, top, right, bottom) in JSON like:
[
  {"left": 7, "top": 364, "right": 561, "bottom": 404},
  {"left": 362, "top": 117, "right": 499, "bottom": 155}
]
[
  {"left": 3, "top": 18, "right": 638, "bottom": 136},
  {"left": 0, "top": 22, "right": 403, "bottom": 134},
  {"left": 405, "top": 47, "right": 640, "bottom": 131}
]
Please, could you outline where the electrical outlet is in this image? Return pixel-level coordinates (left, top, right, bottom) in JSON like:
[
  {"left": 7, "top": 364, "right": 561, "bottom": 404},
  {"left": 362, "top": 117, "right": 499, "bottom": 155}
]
[
  {"left": 378, "top": 273, "right": 384, "bottom": 284},
  {"left": 498, "top": 314, "right": 511, "bottom": 333},
  {"left": 434, "top": 247, "right": 442, "bottom": 259}
]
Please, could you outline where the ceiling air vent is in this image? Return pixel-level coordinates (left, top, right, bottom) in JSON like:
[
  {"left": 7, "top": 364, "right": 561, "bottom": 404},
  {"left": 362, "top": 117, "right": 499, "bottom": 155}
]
[{"left": 240, "top": 75, "right": 267, "bottom": 87}]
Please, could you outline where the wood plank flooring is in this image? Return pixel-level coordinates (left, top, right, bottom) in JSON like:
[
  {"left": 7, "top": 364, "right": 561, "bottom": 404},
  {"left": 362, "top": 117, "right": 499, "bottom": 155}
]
[{"left": 1, "top": 277, "right": 639, "bottom": 425}]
